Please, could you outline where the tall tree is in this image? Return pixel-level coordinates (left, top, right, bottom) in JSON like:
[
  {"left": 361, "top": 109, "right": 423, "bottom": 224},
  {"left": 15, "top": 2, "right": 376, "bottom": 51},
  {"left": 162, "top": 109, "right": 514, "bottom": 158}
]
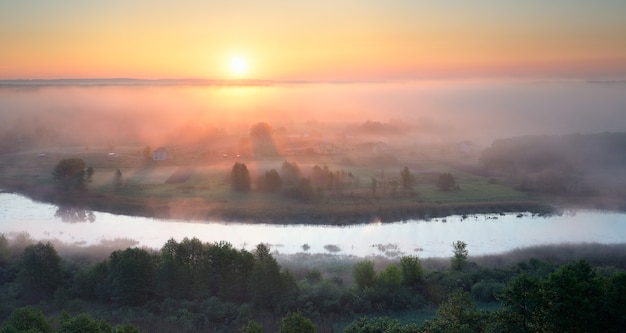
[
  {"left": 17, "top": 242, "right": 63, "bottom": 301},
  {"left": 231, "top": 162, "right": 251, "bottom": 192},
  {"left": 52, "top": 158, "right": 94, "bottom": 191},
  {"left": 352, "top": 260, "right": 377, "bottom": 290},
  {"left": 399, "top": 256, "right": 424, "bottom": 288},
  {"left": 248, "top": 244, "right": 283, "bottom": 309},
  {"left": 400, "top": 166, "right": 416, "bottom": 190},
  {"left": 108, "top": 248, "right": 154, "bottom": 305},
  {"left": 451, "top": 241, "right": 468, "bottom": 270}
]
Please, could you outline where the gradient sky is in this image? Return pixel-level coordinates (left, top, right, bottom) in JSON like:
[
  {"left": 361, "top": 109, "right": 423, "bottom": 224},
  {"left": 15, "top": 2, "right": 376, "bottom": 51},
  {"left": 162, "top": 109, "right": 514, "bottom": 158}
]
[{"left": 1, "top": 0, "right": 626, "bottom": 80}]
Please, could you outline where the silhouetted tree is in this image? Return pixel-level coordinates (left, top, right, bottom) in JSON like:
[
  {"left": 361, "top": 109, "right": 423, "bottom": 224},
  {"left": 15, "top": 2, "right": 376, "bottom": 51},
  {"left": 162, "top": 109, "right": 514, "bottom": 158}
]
[
  {"left": 114, "top": 169, "right": 123, "bottom": 189},
  {"left": 231, "top": 162, "right": 251, "bottom": 192},
  {"left": 52, "top": 158, "right": 94, "bottom": 191},
  {"left": 142, "top": 145, "right": 152, "bottom": 160},
  {"left": 281, "top": 161, "right": 301, "bottom": 186},
  {"left": 250, "top": 122, "right": 274, "bottom": 138},
  {"left": 400, "top": 166, "right": 416, "bottom": 190},
  {"left": 258, "top": 169, "right": 282, "bottom": 192},
  {"left": 437, "top": 172, "right": 457, "bottom": 191}
]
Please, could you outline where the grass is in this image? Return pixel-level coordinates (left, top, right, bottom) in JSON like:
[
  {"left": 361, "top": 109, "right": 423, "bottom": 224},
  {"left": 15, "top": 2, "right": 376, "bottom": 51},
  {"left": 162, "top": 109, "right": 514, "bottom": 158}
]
[{"left": 0, "top": 147, "right": 552, "bottom": 224}]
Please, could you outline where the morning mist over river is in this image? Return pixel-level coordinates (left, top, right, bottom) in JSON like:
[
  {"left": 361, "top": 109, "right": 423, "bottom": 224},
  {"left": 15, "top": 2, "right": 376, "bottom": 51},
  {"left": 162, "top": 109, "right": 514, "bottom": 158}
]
[{"left": 2, "top": 191, "right": 625, "bottom": 258}]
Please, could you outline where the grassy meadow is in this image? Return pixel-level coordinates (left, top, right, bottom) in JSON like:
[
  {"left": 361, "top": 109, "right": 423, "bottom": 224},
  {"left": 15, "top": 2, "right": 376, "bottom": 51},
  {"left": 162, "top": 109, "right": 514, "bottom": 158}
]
[{"left": 0, "top": 143, "right": 548, "bottom": 224}]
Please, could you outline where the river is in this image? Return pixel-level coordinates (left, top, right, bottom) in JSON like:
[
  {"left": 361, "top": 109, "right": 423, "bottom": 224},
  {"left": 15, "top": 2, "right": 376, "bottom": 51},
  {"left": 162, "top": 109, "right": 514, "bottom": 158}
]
[{"left": 1, "top": 191, "right": 624, "bottom": 258}]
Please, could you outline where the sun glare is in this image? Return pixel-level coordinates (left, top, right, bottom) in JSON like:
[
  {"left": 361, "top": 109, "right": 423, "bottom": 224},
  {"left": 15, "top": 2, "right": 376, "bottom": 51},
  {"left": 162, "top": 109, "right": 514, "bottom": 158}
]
[{"left": 229, "top": 56, "right": 248, "bottom": 77}]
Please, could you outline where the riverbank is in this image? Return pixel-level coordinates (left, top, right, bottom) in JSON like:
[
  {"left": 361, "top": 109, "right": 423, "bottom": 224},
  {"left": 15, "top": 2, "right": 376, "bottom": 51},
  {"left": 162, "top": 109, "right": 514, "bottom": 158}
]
[{"left": 0, "top": 179, "right": 554, "bottom": 225}]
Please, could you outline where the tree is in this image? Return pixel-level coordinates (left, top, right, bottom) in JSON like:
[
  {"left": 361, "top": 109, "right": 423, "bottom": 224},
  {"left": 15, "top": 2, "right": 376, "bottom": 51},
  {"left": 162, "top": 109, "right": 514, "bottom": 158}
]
[
  {"left": 0, "top": 233, "right": 9, "bottom": 265},
  {"left": 437, "top": 173, "right": 457, "bottom": 191},
  {"left": 0, "top": 307, "right": 52, "bottom": 333},
  {"left": 451, "top": 241, "right": 468, "bottom": 270},
  {"left": 248, "top": 244, "right": 283, "bottom": 309},
  {"left": 370, "top": 177, "right": 378, "bottom": 197},
  {"left": 108, "top": 248, "right": 154, "bottom": 305},
  {"left": 114, "top": 169, "right": 124, "bottom": 190},
  {"left": 239, "top": 320, "right": 263, "bottom": 333},
  {"left": 540, "top": 260, "right": 602, "bottom": 333},
  {"left": 258, "top": 169, "right": 282, "bottom": 192},
  {"left": 400, "top": 166, "right": 416, "bottom": 190},
  {"left": 399, "top": 256, "right": 424, "bottom": 288},
  {"left": 52, "top": 158, "right": 94, "bottom": 191},
  {"left": 378, "top": 264, "right": 403, "bottom": 289},
  {"left": 353, "top": 260, "right": 377, "bottom": 290},
  {"left": 281, "top": 161, "right": 301, "bottom": 186},
  {"left": 278, "top": 312, "right": 317, "bottom": 333},
  {"left": 344, "top": 316, "right": 417, "bottom": 333},
  {"left": 231, "top": 162, "right": 251, "bottom": 192},
  {"left": 250, "top": 122, "right": 274, "bottom": 138},
  {"left": 17, "top": 242, "right": 63, "bottom": 301},
  {"left": 142, "top": 145, "right": 152, "bottom": 160},
  {"left": 493, "top": 274, "right": 543, "bottom": 333},
  {"left": 422, "top": 291, "right": 485, "bottom": 333}
]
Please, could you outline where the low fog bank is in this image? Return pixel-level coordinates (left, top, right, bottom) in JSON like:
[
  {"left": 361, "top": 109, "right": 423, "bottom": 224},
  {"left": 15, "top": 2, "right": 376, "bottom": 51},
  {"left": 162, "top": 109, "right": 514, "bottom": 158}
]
[
  {"left": 1, "top": 80, "right": 625, "bottom": 155},
  {"left": 480, "top": 132, "right": 626, "bottom": 209}
]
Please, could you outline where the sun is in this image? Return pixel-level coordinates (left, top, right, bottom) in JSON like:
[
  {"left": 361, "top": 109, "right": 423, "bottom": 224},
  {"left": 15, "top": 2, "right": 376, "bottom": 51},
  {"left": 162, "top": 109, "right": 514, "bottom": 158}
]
[{"left": 228, "top": 56, "right": 248, "bottom": 77}]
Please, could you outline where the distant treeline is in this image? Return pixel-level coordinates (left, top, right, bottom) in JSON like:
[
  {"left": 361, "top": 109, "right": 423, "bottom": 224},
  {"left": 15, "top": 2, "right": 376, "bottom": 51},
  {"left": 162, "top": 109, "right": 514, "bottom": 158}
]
[{"left": 481, "top": 132, "right": 626, "bottom": 204}]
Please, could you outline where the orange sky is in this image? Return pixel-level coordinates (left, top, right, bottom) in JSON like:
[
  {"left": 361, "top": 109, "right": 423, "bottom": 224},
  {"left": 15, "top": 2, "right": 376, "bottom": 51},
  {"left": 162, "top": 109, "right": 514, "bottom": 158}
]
[{"left": 1, "top": 0, "right": 626, "bottom": 80}]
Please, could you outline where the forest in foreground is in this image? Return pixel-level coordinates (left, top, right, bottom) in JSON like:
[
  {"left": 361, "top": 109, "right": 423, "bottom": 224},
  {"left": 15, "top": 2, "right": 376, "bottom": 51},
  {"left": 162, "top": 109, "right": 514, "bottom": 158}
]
[{"left": 1, "top": 234, "right": 625, "bottom": 333}]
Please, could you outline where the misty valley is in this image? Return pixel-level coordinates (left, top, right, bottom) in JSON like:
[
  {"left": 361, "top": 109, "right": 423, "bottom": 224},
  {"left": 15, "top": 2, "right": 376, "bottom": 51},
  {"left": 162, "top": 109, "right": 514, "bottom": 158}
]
[{"left": 1, "top": 82, "right": 626, "bottom": 332}]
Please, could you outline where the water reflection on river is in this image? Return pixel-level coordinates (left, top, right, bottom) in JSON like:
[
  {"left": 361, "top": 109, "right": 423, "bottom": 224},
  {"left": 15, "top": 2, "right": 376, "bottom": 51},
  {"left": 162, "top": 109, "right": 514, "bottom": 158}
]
[{"left": 1, "top": 192, "right": 625, "bottom": 258}]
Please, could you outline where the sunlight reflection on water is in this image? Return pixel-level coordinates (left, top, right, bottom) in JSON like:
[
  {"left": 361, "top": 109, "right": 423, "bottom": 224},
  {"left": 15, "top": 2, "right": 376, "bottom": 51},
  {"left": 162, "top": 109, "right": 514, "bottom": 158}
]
[{"left": 1, "top": 192, "right": 625, "bottom": 258}]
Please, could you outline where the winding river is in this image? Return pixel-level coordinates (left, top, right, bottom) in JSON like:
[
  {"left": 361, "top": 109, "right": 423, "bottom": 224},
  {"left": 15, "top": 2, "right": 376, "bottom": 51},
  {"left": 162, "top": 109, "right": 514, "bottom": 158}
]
[{"left": 1, "top": 191, "right": 625, "bottom": 258}]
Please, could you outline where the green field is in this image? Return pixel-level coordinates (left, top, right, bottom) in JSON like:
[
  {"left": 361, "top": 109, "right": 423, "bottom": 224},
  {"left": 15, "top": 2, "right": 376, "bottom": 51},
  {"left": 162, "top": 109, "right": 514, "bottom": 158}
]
[{"left": 0, "top": 145, "right": 549, "bottom": 224}]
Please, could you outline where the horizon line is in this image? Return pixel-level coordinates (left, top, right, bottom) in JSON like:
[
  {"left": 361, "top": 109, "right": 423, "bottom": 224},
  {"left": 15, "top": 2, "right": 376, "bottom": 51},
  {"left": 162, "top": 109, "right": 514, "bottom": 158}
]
[{"left": 1, "top": 77, "right": 625, "bottom": 87}]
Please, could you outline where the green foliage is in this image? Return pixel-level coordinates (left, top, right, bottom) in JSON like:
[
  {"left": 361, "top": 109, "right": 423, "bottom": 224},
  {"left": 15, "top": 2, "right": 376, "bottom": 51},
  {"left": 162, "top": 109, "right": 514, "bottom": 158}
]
[
  {"left": 108, "top": 248, "right": 154, "bottom": 305},
  {"left": 278, "top": 312, "right": 317, "bottom": 333},
  {"left": 378, "top": 265, "right": 402, "bottom": 289},
  {"left": 248, "top": 244, "right": 284, "bottom": 310},
  {"left": 239, "top": 320, "right": 263, "bottom": 333},
  {"left": 0, "top": 233, "right": 10, "bottom": 265},
  {"left": 451, "top": 241, "right": 468, "bottom": 271},
  {"left": 352, "top": 260, "right": 377, "bottom": 290},
  {"left": 399, "top": 256, "right": 424, "bottom": 288},
  {"left": 17, "top": 242, "right": 63, "bottom": 301},
  {"left": 0, "top": 307, "right": 52, "bottom": 333},
  {"left": 343, "top": 316, "right": 419, "bottom": 333},
  {"left": 52, "top": 158, "right": 93, "bottom": 191},
  {"left": 436, "top": 173, "right": 457, "bottom": 191},
  {"left": 57, "top": 312, "right": 110, "bottom": 333},
  {"left": 400, "top": 166, "right": 416, "bottom": 190},
  {"left": 231, "top": 162, "right": 251, "bottom": 192},
  {"left": 422, "top": 291, "right": 486, "bottom": 333}
]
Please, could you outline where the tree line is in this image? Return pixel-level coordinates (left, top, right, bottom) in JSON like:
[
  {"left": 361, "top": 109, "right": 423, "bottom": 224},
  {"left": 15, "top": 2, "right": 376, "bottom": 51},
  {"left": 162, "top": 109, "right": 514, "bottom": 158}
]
[
  {"left": 232, "top": 160, "right": 457, "bottom": 201},
  {"left": 1, "top": 234, "right": 624, "bottom": 332}
]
